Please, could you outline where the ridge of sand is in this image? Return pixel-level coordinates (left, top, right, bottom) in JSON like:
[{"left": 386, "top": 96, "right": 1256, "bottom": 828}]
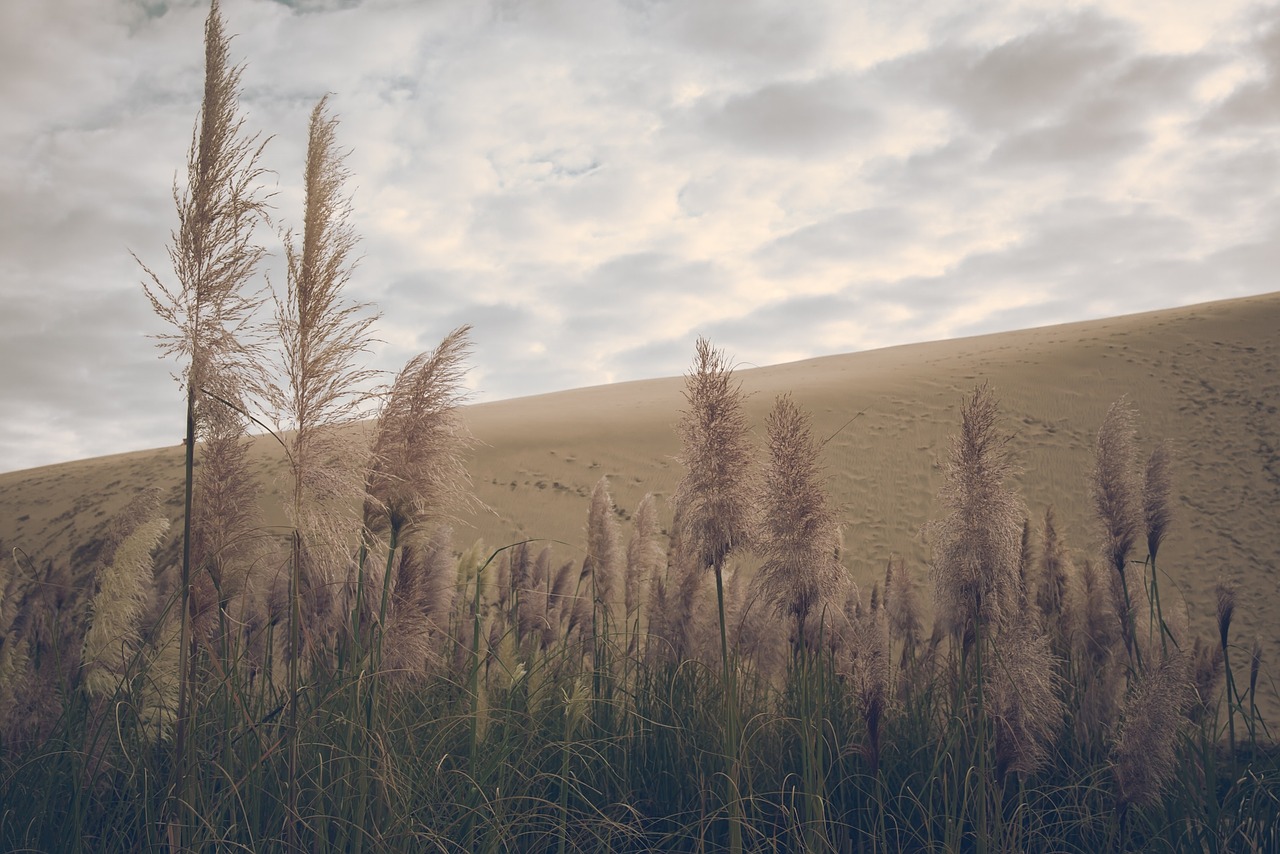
[{"left": 2, "top": 291, "right": 1277, "bottom": 715}]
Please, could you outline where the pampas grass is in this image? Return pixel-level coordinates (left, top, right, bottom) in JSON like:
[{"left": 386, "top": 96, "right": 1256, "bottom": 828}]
[
  {"left": 81, "top": 490, "right": 169, "bottom": 698},
  {"left": 674, "top": 337, "right": 758, "bottom": 854},
  {"left": 135, "top": 1, "right": 271, "bottom": 822},
  {"left": 364, "top": 326, "right": 475, "bottom": 541},
  {"left": 5, "top": 6, "right": 1278, "bottom": 852},
  {"left": 883, "top": 555, "right": 921, "bottom": 666},
  {"left": 758, "top": 394, "right": 845, "bottom": 652},
  {"left": 584, "top": 476, "right": 622, "bottom": 628},
  {"left": 1143, "top": 441, "right": 1173, "bottom": 562},
  {"left": 270, "top": 95, "right": 380, "bottom": 602},
  {"left": 931, "top": 384, "right": 1024, "bottom": 636},
  {"left": 1112, "top": 652, "right": 1195, "bottom": 812},
  {"left": 625, "top": 493, "right": 661, "bottom": 633}
]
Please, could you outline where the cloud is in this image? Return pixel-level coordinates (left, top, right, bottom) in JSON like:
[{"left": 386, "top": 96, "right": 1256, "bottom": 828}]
[
  {"left": 690, "top": 75, "right": 879, "bottom": 157},
  {"left": 1, "top": 0, "right": 1278, "bottom": 473}
]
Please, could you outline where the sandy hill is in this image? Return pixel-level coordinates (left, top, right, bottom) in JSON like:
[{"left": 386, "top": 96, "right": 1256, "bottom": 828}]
[{"left": 2, "top": 291, "right": 1278, "bottom": 715}]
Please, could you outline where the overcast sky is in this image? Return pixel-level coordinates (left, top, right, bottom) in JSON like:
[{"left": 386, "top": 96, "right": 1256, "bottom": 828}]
[{"left": 2, "top": 0, "right": 1277, "bottom": 473}]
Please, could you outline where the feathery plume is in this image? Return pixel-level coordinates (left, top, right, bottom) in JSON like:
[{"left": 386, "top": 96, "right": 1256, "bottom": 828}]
[
  {"left": 1018, "top": 516, "right": 1033, "bottom": 606},
  {"left": 494, "top": 551, "right": 512, "bottom": 616},
  {"left": 420, "top": 527, "right": 459, "bottom": 649},
  {"left": 138, "top": 0, "right": 269, "bottom": 397},
  {"left": 1189, "top": 636, "right": 1225, "bottom": 723},
  {"left": 585, "top": 477, "right": 623, "bottom": 621},
  {"left": 674, "top": 337, "right": 758, "bottom": 574},
  {"left": 1143, "top": 441, "right": 1173, "bottom": 560},
  {"left": 625, "top": 493, "right": 663, "bottom": 621},
  {"left": 988, "top": 616, "right": 1065, "bottom": 780},
  {"left": 135, "top": 0, "right": 270, "bottom": 772},
  {"left": 548, "top": 556, "right": 575, "bottom": 640},
  {"left": 509, "top": 541, "right": 531, "bottom": 610},
  {"left": 1079, "top": 558, "right": 1116, "bottom": 663},
  {"left": 758, "top": 394, "right": 844, "bottom": 649},
  {"left": 269, "top": 96, "right": 380, "bottom": 588},
  {"left": 1036, "top": 506, "right": 1072, "bottom": 628},
  {"left": 383, "top": 528, "right": 458, "bottom": 682},
  {"left": 1112, "top": 653, "right": 1194, "bottom": 811},
  {"left": 1215, "top": 578, "right": 1235, "bottom": 653},
  {"left": 884, "top": 556, "right": 921, "bottom": 664},
  {"left": 847, "top": 597, "right": 890, "bottom": 773},
  {"left": 365, "top": 327, "right": 475, "bottom": 538},
  {"left": 140, "top": 610, "right": 183, "bottom": 743},
  {"left": 1093, "top": 397, "right": 1141, "bottom": 578},
  {"left": 931, "top": 385, "right": 1024, "bottom": 635},
  {"left": 189, "top": 393, "right": 260, "bottom": 632},
  {"left": 516, "top": 544, "right": 547, "bottom": 647},
  {"left": 82, "top": 491, "right": 170, "bottom": 698}
]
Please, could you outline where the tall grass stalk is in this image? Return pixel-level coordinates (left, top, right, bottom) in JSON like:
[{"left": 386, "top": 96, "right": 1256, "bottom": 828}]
[
  {"left": 136, "top": 0, "right": 269, "bottom": 836},
  {"left": 675, "top": 337, "right": 758, "bottom": 853},
  {"left": 265, "top": 93, "right": 379, "bottom": 847}
]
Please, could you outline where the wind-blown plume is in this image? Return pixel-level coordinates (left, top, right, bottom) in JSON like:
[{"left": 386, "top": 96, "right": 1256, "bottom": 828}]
[
  {"left": 365, "top": 326, "right": 476, "bottom": 540},
  {"left": 135, "top": 0, "right": 270, "bottom": 765},
  {"left": 988, "top": 615, "right": 1065, "bottom": 780},
  {"left": 1216, "top": 578, "right": 1235, "bottom": 653},
  {"left": 1093, "top": 397, "right": 1144, "bottom": 660},
  {"left": 1079, "top": 558, "right": 1117, "bottom": 664},
  {"left": 1036, "top": 505, "right": 1073, "bottom": 640},
  {"left": 138, "top": 0, "right": 269, "bottom": 401},
  {"left": 189, "top": 390, "right": 260, "bottom": 640},
  {"left": 82, "top": 491, "right": 171, "bottom": 698}
]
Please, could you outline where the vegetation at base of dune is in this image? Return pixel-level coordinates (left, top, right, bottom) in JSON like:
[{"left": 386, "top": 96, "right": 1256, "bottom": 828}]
[{"left": 2, "top": 3, "right": 1278, "bottom": 851}]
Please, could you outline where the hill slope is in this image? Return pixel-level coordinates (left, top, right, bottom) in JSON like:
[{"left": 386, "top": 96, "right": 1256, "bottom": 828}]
[{"left": 2, "top": 291, "right": 1277, "bottom": 713}]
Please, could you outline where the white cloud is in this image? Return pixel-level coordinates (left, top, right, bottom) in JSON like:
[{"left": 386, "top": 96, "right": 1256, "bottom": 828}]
[{"left": 0, "top": 0, "right": 1277, "bottom": 472}]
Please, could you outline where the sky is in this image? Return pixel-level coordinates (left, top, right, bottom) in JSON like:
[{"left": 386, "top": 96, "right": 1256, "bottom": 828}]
[{"left": 1, "top": 0, "right": 1278, "bottom": 474}]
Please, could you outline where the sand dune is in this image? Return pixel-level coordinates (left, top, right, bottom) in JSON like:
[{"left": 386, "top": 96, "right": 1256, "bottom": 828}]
[{"left": 2, "top": 291, "right": 1277, "bottom": 716}]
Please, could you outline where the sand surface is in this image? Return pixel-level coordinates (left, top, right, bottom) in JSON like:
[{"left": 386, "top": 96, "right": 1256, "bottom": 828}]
[{"left": 3, "top": 291, "right": 1277, "bottom": 718}]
